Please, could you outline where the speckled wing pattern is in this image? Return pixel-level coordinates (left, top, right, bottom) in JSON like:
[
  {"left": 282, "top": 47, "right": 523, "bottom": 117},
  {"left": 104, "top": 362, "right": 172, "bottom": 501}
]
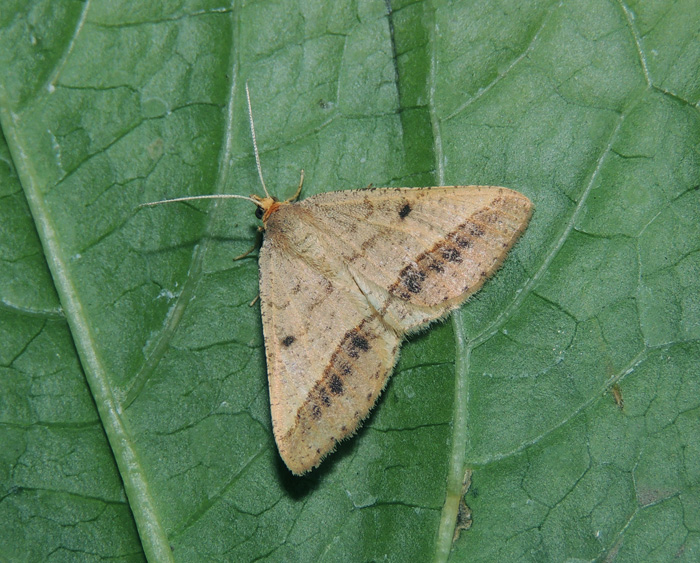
[{"left": 258, "top": 186, "right": 532, "bottom": 474}]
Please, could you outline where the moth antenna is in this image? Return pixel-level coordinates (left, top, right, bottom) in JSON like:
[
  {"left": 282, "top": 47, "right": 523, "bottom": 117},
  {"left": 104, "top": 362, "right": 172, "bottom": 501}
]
[
  {"left": 139, "top": 194, "right": 262, "bottom": 209},
  {"left": 245, "top": 81, "right": 270, "bottom": 198}
]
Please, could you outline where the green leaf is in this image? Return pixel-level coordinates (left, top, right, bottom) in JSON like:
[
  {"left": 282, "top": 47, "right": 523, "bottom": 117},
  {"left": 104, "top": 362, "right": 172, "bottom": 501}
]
[{"left": 1, "top": 1, "right": 699, "bottom": 561}]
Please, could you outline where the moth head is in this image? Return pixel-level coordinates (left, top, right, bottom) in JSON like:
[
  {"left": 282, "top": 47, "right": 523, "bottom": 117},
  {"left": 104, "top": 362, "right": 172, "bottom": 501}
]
[{"left": 251, "top": 194, "right": 282, "bottom": 223}]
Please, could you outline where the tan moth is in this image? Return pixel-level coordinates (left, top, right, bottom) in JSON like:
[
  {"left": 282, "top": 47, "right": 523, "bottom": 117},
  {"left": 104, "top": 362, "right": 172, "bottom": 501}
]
[{"left": 144, "top": 85, "right": 533, "bottom": 475}]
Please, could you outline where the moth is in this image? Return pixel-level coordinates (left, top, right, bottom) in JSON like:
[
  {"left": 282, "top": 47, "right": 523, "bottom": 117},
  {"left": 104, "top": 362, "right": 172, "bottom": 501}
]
[{"left": 145, "top": 85, "right": 533, "bottom": 475}]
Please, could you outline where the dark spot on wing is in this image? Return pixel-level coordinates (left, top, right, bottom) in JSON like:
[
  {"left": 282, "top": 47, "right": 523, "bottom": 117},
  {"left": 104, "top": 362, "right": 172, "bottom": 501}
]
[
  {"left": 282, "top": 335, "right": 296, "bottom": 347},
  {"left": 441, "top": 246, "right": 462, "bottom": 263},
  {"left": 450, "top": 232, "right": 472, "bottom": 248},
  {"left": 428, "top": 260, "right": 445, "bottom": 273},
  {"left": 319, "top": 388, "right": 331, "bottom": 407},
  {"left": 469, "top": 224, "right": 485, "bottom": 237},
  {"left": 418, "top": 258, "right": 445, "bottom": 274},
  {"left": 399, "top": 265, "right": 426, "bottom": 294},
  {"left": 329, "top": 374, "right": 344, "bottom": 395},
  {"left": 351, "top": 334, "right": 370, "bottom": 352},
  {"left": 399, "top": 203, "right": 412, "bottom": 218}
]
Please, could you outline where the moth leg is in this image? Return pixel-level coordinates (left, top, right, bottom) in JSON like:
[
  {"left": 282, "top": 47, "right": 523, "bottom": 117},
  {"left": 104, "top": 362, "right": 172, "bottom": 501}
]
[
  {"left": 232, "top": 246, "right": 261, "bottom": 306},
  {"left": 285, "top": 169, "right": 305, "bottom": 203},
  {"left": 233, "top": 243, "right": 258, "bottom": 261},
  {"left": 233, "top": 226, "right": 264, "bottom": 261}
]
